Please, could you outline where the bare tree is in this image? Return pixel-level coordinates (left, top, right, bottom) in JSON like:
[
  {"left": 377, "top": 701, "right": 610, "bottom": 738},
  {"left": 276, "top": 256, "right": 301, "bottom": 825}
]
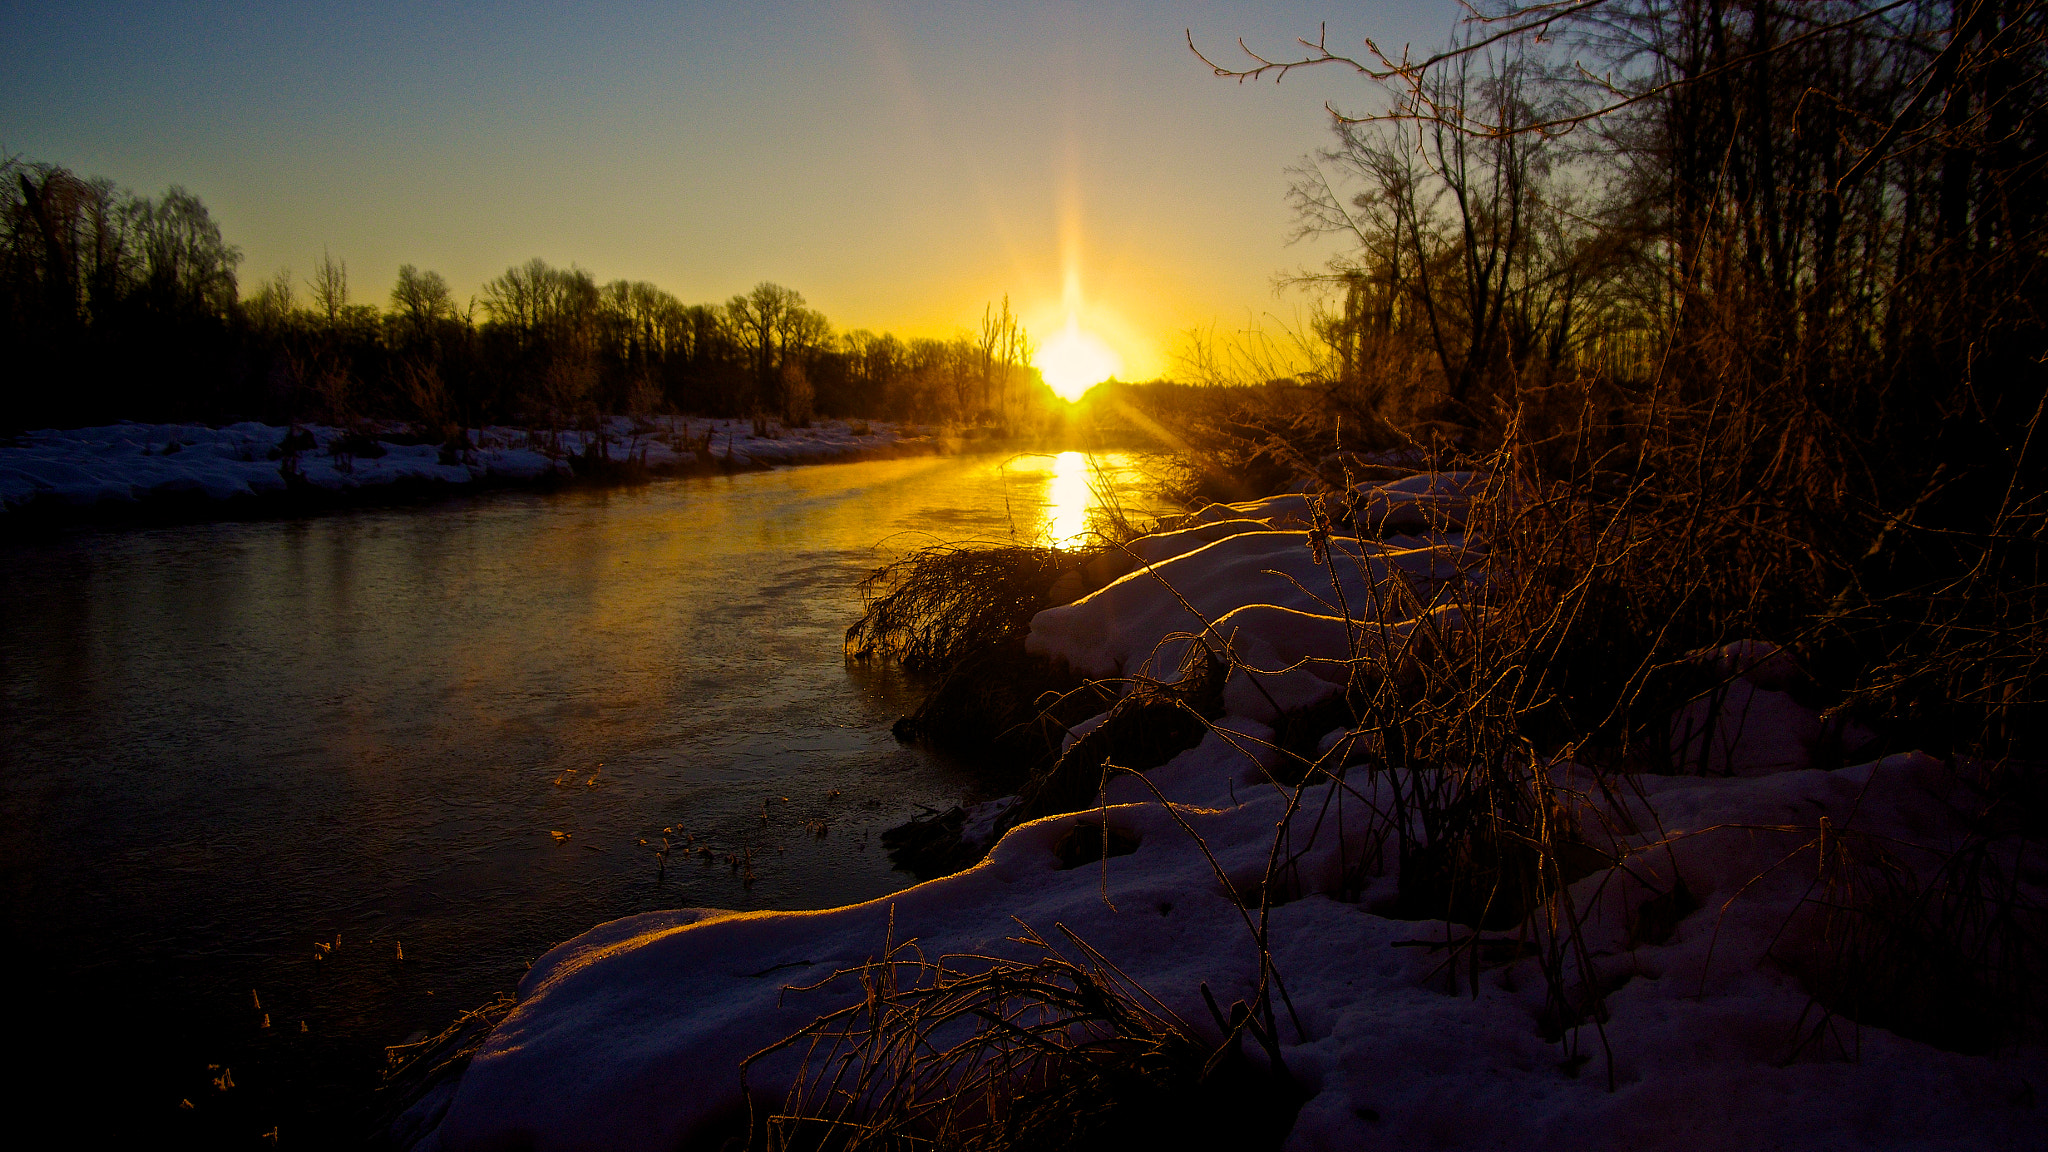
[
  {"left": 974, "top": 296, "right": 1035, "bottom": 423},
  {"left": 244, "top": 267, "right": 297, "bottom": 330},
  {"left": 390, "top": 264, "right": 454, "bottom": 343},
  {"left": 308, "top": 248, "right": 347, "bottom": 326},
  {"left": 129, "top": 187, "right": 241, "bottom": 314},
  {"left": 725, "top": 281, "right": 813, "bottom": 416}
]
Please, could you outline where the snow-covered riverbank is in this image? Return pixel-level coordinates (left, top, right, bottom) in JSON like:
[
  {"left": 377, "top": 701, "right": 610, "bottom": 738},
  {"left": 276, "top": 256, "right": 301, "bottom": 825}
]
[
  {"left": 401, "top": 472, "right": 2045, "bottom": 1151},
  {"left": 0, "top": 416, "right": 930, "bottom": 530}
]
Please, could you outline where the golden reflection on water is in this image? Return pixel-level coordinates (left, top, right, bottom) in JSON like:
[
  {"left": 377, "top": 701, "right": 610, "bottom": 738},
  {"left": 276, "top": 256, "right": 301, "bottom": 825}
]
[
  {"left": 1045, "top": 451, "right": 1096, "bottom": 547},
  {"left": 1000, "top": 450, "right": 1163, "bottom": 550}
]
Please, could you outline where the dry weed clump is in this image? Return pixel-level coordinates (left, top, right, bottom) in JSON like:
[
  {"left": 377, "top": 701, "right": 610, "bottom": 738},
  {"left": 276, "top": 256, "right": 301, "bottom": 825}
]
[
  {"left": 844, "top": 454, "right": 1161, "bottom": 678},
  {"left": 848, "top": 517, "right": 1157, "bottom": 769},
  {"left": 848, "top": 545, "right": 1097, "bottom": 773},
  {"left": 1776, "top": 816, "right": 2048, "bottom": 1057},
  {"left": 743, "top": 923, "right": 1300, "bottom": 1152},
  {"left": 374, "top": 994, "right": 519, "bottom": 1148},
  {"left": 887, "top": 636, "right": 1102, "bottom": 772},
  {"left": 996, "top": 643, "right": 1226, "bottom": 835},
  {"left": 845, "top": 545, "right": 1072, "bottom": 672}
]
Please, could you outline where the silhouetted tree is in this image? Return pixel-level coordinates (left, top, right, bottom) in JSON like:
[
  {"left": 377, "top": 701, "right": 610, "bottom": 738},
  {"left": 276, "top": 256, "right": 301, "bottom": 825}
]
[
  {"left": 389, "top": 265, "right": 455, "bottom": 344},
  {"left": 308, "top": 249, "right": 347, "bottom": 325},
  {"left": 725, "top": 281, "right": 805, "bottom": 416}
]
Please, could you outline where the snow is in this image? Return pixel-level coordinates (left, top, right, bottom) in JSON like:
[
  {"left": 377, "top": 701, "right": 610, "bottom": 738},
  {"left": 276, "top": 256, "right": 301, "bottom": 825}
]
[
  {"left": 1344, "top": 469, "right": 1488, "bottom": 535},
  {"left": 1664, "top": 642, "right": 1882, "bottom": 776},
  {"left": 1178, "top": 472, "right": 1487, "bottom": 537},
  {"left": 1268, "top": 755, "right": 2044, "bottom": 1152},
  {"left": 405, "top": 470, "right": 2047, "bottom": 1151},
  {"left": 1026, "top": 530, "right": 1478, "bottom": 682},
  {"left": 1188, "top": 493, "right": 1324, "bottom": 529},
  {"left": 1668, "top": 677, "right": 1824, "bottom": 776},
  {"left": 0, "top": 417, "right": 922, "bottom": 521},
  {"left": 1128, "top": 518, "right": 1276, "bottom": 564},
  {"left": 1703, "top": 638, "right": 1810, "bottom": 695}
]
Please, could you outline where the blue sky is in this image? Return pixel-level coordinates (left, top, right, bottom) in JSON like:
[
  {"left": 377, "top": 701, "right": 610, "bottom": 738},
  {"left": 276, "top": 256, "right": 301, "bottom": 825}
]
[{"left": 2, "top": 1, "right": 1459, "bottom": 375}]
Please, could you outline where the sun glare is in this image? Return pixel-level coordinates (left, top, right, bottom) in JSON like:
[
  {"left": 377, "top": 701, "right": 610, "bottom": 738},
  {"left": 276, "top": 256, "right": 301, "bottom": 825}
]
[{"left": 1039, "top": 320, "right": 1121, "bottom": 402}]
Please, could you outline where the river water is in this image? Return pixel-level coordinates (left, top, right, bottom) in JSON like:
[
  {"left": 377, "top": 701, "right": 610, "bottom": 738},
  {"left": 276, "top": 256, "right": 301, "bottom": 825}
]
[{"left": 0, "top": 450, "right": 1171, "bottom": 1146}]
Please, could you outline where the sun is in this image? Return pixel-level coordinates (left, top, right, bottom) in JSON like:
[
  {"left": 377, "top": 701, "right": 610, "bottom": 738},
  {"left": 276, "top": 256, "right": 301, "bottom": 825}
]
[{"left": 1038, "top": 319, "right": 1121, "bottom": 402}]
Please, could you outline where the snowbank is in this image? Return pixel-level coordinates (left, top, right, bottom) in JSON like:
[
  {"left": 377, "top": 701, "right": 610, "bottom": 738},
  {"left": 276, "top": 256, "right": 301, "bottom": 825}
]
[
  {"left": 1026, "top": 530, "right": 1477, "bottom": 682},
  {"left": 1180, "top": 471, "right": 1488, "bottom": 538},
  {"left": 406, "top": 471, "right": 2045, "bottom": 1151},
  {"left": 414, "top": 754, "right": 2045, "bottom": 1151},
  {"left": 0, "top": 417, "right": 923, "bottom": 526}
]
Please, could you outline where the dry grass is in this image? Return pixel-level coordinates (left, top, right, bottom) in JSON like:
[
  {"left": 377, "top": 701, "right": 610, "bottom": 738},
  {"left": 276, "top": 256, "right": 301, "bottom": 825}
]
[
  {"left": 742, "top": 921, "right": 1299, "bottom": 1152},
  {"left": 1777, "top": 814, "right": 2048, "bottom": 1057},
  {"left": 846, "top": 546, "right": 1074, "bottom": 673},
  {"left": 372, "top": 994, "right": 519, "bottom": 1149},
  {"left": 1145, "top": 348, "right": 2047, "bottom": 1063}
]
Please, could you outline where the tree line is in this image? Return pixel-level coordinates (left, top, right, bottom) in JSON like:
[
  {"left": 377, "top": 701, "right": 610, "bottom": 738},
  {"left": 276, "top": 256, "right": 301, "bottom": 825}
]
[{"left": 0, "top": 156, "right": 1056, "bottom": 435}]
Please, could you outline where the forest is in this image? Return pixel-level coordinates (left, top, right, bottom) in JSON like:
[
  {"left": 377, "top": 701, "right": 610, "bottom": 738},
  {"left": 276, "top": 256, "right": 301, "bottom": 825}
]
[{"left": 0, "top": 158, "right": 1054, "bottom": 437}]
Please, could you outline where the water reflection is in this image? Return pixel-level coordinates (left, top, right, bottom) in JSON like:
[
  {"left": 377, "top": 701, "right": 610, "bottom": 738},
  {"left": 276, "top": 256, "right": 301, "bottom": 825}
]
[
  {"left": 1001, "top": 451, "right": 1165, "bottom": 549},
  {"left": 1046, "top": 451, "right": 1094, "bottom": 546}
]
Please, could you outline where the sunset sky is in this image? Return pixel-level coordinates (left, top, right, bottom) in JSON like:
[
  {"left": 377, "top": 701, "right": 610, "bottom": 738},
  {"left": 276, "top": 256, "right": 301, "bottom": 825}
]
[{"left": 3, "top": 1, "right": 1456, "bottom": 380}]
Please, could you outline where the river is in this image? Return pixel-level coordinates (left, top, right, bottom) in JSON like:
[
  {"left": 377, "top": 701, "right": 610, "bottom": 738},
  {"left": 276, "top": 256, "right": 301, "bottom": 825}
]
[{"left": 0, "top": 449, "right": 1172, "bottom": 1146}]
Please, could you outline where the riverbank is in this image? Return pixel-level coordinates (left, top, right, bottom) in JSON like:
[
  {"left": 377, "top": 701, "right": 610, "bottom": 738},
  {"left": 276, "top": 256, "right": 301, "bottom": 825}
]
[
  {"left": 0, "top": 416, "right": 945, "bottom": 536},
  {"left": 401, "top": 471, "right": 2046, "bottom": 1152}
]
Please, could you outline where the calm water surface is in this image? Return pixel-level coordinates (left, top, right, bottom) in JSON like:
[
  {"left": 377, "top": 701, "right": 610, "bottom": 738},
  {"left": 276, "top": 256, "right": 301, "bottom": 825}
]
[{"left": 0, "top": 450, "right": 1169, "bottom": 1145}]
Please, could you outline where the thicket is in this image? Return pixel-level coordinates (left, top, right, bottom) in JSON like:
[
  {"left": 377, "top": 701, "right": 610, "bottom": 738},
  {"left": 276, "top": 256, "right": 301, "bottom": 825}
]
[
  {"left": 1174, "top": 0, "right": 2048, "bottom": 1064},
  {"left": 1184, "top": 0, "right": 2047, "bottom": 762},
  {"left": 812, "top": 3, "right": 2047, "bottom": 1138},
  {"left": 0, "top": 159, "right": 1059, "bottom": 436}
]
